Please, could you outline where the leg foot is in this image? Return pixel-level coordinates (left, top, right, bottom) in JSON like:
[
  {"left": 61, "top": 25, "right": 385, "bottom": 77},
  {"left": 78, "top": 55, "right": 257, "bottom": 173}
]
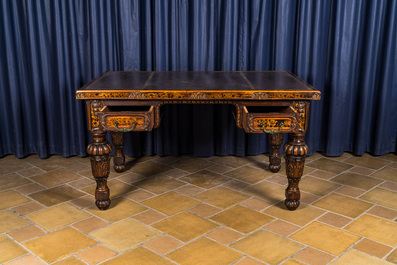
[
  {"left": 111, "top": 132, "right": 126, "bottom": 173},
  {"left": 87, "top": 131, "right": 112, "bottom": 210},
  {"left": 268, "top": 133, "right": 283, "bottom": 173},
  {"left": 283, "top": 133, "right": 307, "bottom": 210}
]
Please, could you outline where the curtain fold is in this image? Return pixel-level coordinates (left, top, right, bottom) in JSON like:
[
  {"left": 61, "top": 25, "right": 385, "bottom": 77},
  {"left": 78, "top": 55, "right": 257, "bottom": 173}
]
[{"left": 1, "top": 0, "right": 396, "bottom": 158}]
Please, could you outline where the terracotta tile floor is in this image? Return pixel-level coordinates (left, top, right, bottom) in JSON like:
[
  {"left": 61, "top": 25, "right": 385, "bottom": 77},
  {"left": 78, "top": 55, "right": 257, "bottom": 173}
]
[{"left": 1, "top": 152, "right": 397, "bottom": 264}]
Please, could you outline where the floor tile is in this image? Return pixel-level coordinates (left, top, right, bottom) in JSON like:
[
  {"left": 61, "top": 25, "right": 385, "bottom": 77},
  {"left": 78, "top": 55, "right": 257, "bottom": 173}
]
[
  {"left": 0, "top": 156, "right": 31, "bottom": 175},
  {"left": 167, "top": 237, "right": 243, "bottom": 265},
  {"left": 317, "top": 212, "right": 352, "bottom": 228},
  {"left": 353, "top": 238, "right": 393, "bottom": 259},
  {"left": 124, "top": 188, "right": 155, "bottom": 201},
  {"left": 163, "top": 168, "right": 191, "bottom": 179},
  {"left": 70, "top": 195, "right": 95, "bottom": 209},
  {"left": 133, "top": 174, "right": 185, "bottom": 194},
  {"left": 0, "top": 190, "right": 30, "bottom": 210},
  {"left": 206, "top": 163, "right": 234, "bottom": 174},
  {"left": 180, "top": 170, "right": 230, "bottom": 188},
  {"left": 345, "top": 214, "right": 397, "bottom": 246},
  {"left": 332, "top": 249, "right": 391, "bottom": 265},
  {"left": 86, "top": 197, "right": 147, "bottom": 222},
  {"left": 290, "top": 222, "right": 360, "bottom": 255},
  {"left": 12, "top": 201, "right": 45, "bottom": 215},
  {"left": 4, "top": 254, "right": 47, "bottom": 265},
  {"left": 240, "top": 197, "right": 272, "bottom": 211},
  {"left": 7, "top": 224, "right": 45, "bottom": 242},
  {"left": 367, "top": 205, "right": 397, "bottom": 220},
  {"left": 211, "top": 205, "right": 274, "bottom": 233},
  {"left": 90, "top": 218, "right": 161, "bottom": 252},
  {"left": 335, "top": 185, "right": 366, "bottom": 197},
  {"left": 0, "top": 235, "right": 28, "bottom": 264},
  {"left": 52, "top": 256, "right": 86, "bottom": 265},
  {"left": 76, "top": 244, "right": 117, "bottom": 265},
  {"left": 144, "top": 235, "right": 183, "bottom": 255},
  {"left": 308, "top": 170, "right": 337, "bottom": 180},
  {"left": 331, "top": 172, "right": 382, "bottom": 190},
  {"left": 30, "top": 168, "right": 81, "bottom": 188},
  {"left": 133, "top": 209, "right": 167, "bottom": 224},
  {"left": 263, "top": 219, "right": 301, "bottom": 236},
  {"left": 222, "top": 179, "right": 251, "bottom": 191},
  {"left": 243, "top": 181, "right": 286, "bottom": 203},
  {"left": 0, "top": 173, "right": 31, "bottom": 191},
  {"left": 17, "top": 167, "right": 45, "bottom": 177},
  {"left": 73, "top": 216, "right": 109, "bottom": 233},
  {"left": 174, "top": 184, "right": 205, "bottom": 196},
  {"left": 293, "top": 247, "right": 335, "bottom": 265},
  {"left": 142, "top": 191, "right": 201, "bottom": 215},
  {"left": 68, "top": 178, "right": 95, "bottom": 189},
  {"left": 371, "top": 167, "right": 397, "bottom": 182},
  {"left": 313, "top": 193, "right": 373, "bottom": 218},
  {"left": 209, "top": 155, "right": 252, "bottom": 168},
  {"left": 23, "top": 227, "right": 96, "bottom": 263},
  {"left": 169, "top": 157, "right": 214, "bottom": 173},
  {"left": 102, "top": 247, "right": 174, "bottom": 265},
  {"left": 306, "top": 158, "right": 353, "bottom": 174},
  {"left": 231, "top": 229, "right": 304, "bottom": 265},
  {"left": 153, "top": 212, "right": 219, "bottom": 242},
  {"left": 345, "top": 155, "right": 389, "bottom": 170},
  {"left": 0, "top": 210, "right": 30, "bottom": 233},
  {"left": 225, "top": 165, "right": 273, "bottom": 184},
  {"left": 26, "top": 203, "right": 90, "bottom": 231},
  {"left": 206, "top": 227, "right": 244, "bottom": 245},
  {"left": 129, "top": 161, "right": 172, "bottom": 177},
  {"left": 300, "top": 191, "right": 321, "bottom": 204},
  {"left": 194, "top": 186, "right": 249, "bottom": 209},
  {"left": 263, "top": 174, "right": 287, "bottom": 185},
  {"left": 349, "top": 166, "right": 376, "bottom": 176},
  {"left": 234, "top": 257, "right": 266, "bottom": 265},
  {"left": 282, "top": 259, "right": 306, "bottom": 265},
  {"left": 14, "top": 183, "right": 45, "bottom": 195},
  {"left": 188, "top": 203, "right": 222, "bottom": 217},
  {"left": 29, "top": 185, "right": 85, "bottom": 207},
  {"left": 387, "top": 249, "right": 397, "bottom": 264},
  {"left": 263, "top": 202, "right": 325, "bottom": 226},
  {"left": 360, "top": 187, "right": 397, "bottom": 210},
  {"left": 380, "top": 181, "right": 397, "bottom": 192}
]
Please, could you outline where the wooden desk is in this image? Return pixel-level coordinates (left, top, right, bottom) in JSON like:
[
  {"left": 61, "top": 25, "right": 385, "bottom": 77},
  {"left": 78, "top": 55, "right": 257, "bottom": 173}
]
[{"left": 77, "top": 71, "right": 320, "bottom": 211}]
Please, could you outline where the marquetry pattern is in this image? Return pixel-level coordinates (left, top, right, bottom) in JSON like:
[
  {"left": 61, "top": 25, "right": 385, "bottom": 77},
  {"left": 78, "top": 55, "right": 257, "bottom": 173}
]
[{"left": 77, "top": 90, "right": 321, "bottom": 101}]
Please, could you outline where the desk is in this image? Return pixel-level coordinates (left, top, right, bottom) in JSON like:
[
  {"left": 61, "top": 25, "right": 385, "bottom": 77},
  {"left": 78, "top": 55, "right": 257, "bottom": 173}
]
[{"left": 77, "top": 71, "right": 320, "bottom": 211}]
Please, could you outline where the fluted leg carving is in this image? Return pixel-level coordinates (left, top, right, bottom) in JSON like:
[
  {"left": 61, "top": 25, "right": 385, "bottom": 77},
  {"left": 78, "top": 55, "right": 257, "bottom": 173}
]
[
  {"left": 111, "top": 132, "right": 126, "bottom": 173},
  {"left": 87, "top": 131, "right": 112, "bottom": 210},
  {"left": 283, "top": 133, "right": 308, "bottom": 210},
  {"left": 268, "top": 133, "right": 284, "bottom": 173}
]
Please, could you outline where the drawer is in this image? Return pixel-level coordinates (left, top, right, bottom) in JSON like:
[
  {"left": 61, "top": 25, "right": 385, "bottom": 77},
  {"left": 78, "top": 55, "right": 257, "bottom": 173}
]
[
  {"left": 98, "top": 105, "right": 155, "bottom": 132},
  {"left": 242, "top": 106, "right": 298, "bottom": 133}
]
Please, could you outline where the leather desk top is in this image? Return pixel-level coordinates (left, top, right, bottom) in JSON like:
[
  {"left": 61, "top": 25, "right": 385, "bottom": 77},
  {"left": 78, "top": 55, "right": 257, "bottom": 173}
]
[{"left": 76, "top": 71, "right": 321, "bottom": 101}]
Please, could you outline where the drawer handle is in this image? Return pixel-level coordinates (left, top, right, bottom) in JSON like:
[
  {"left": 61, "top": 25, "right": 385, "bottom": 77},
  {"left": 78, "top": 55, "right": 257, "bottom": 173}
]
[
  {"left": 259, "top": 121, "right": 284, "bottom": 134},
  {"left": 113, "top": 120, "right": 137, "bottom": 132}
]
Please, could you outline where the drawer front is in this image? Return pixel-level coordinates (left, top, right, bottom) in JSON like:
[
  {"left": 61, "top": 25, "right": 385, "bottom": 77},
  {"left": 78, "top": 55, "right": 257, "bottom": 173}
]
[
  {"left": 242, "top": 106, "right": 298, "bottom": 133},
  {"left": 246, "top": 115, "right": 297, "bottom": 133},
  {"left": 99, "top": 106, "right": 154, "bottom": 132}
]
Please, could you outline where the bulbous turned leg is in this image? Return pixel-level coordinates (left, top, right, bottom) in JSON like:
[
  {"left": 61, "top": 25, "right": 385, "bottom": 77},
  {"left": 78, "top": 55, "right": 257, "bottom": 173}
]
[
  {"left": 283, "top": 133, "right": 308, "bottom": 210},
  {"left": 268, "top": 133, "right": 284, "bottom": 173},
  {"left": 111, "top": 131, "right": 126, "bottom": 173},
  {"left": 87, "top": 131, "right": 112, "bottom": 210}
]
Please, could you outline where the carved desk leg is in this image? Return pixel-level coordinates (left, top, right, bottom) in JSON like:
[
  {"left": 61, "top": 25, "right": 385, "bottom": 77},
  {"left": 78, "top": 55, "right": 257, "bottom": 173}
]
[
  {"left": 111, "top": 132, "right": 126, "bottom": 173},
  {"left": 87, "top": 131, "right": 112, "bottom": 210},
  {"left": 268, "top": 133, "right": 283, "bottom": 173},
  {"left": 283, "top": 133, "right": 308, "bottom": 210}
]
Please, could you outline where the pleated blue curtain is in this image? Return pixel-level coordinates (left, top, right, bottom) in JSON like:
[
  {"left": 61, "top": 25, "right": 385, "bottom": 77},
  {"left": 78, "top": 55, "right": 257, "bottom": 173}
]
[{"left": 0, "top": 0, "right": 396, "bottom": 158}]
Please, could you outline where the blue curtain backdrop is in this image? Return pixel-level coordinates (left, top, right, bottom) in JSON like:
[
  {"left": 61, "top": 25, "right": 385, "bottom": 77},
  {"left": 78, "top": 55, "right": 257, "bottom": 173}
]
[{"left": 1, "top": 0, "right": 396, "bottom": 158}]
